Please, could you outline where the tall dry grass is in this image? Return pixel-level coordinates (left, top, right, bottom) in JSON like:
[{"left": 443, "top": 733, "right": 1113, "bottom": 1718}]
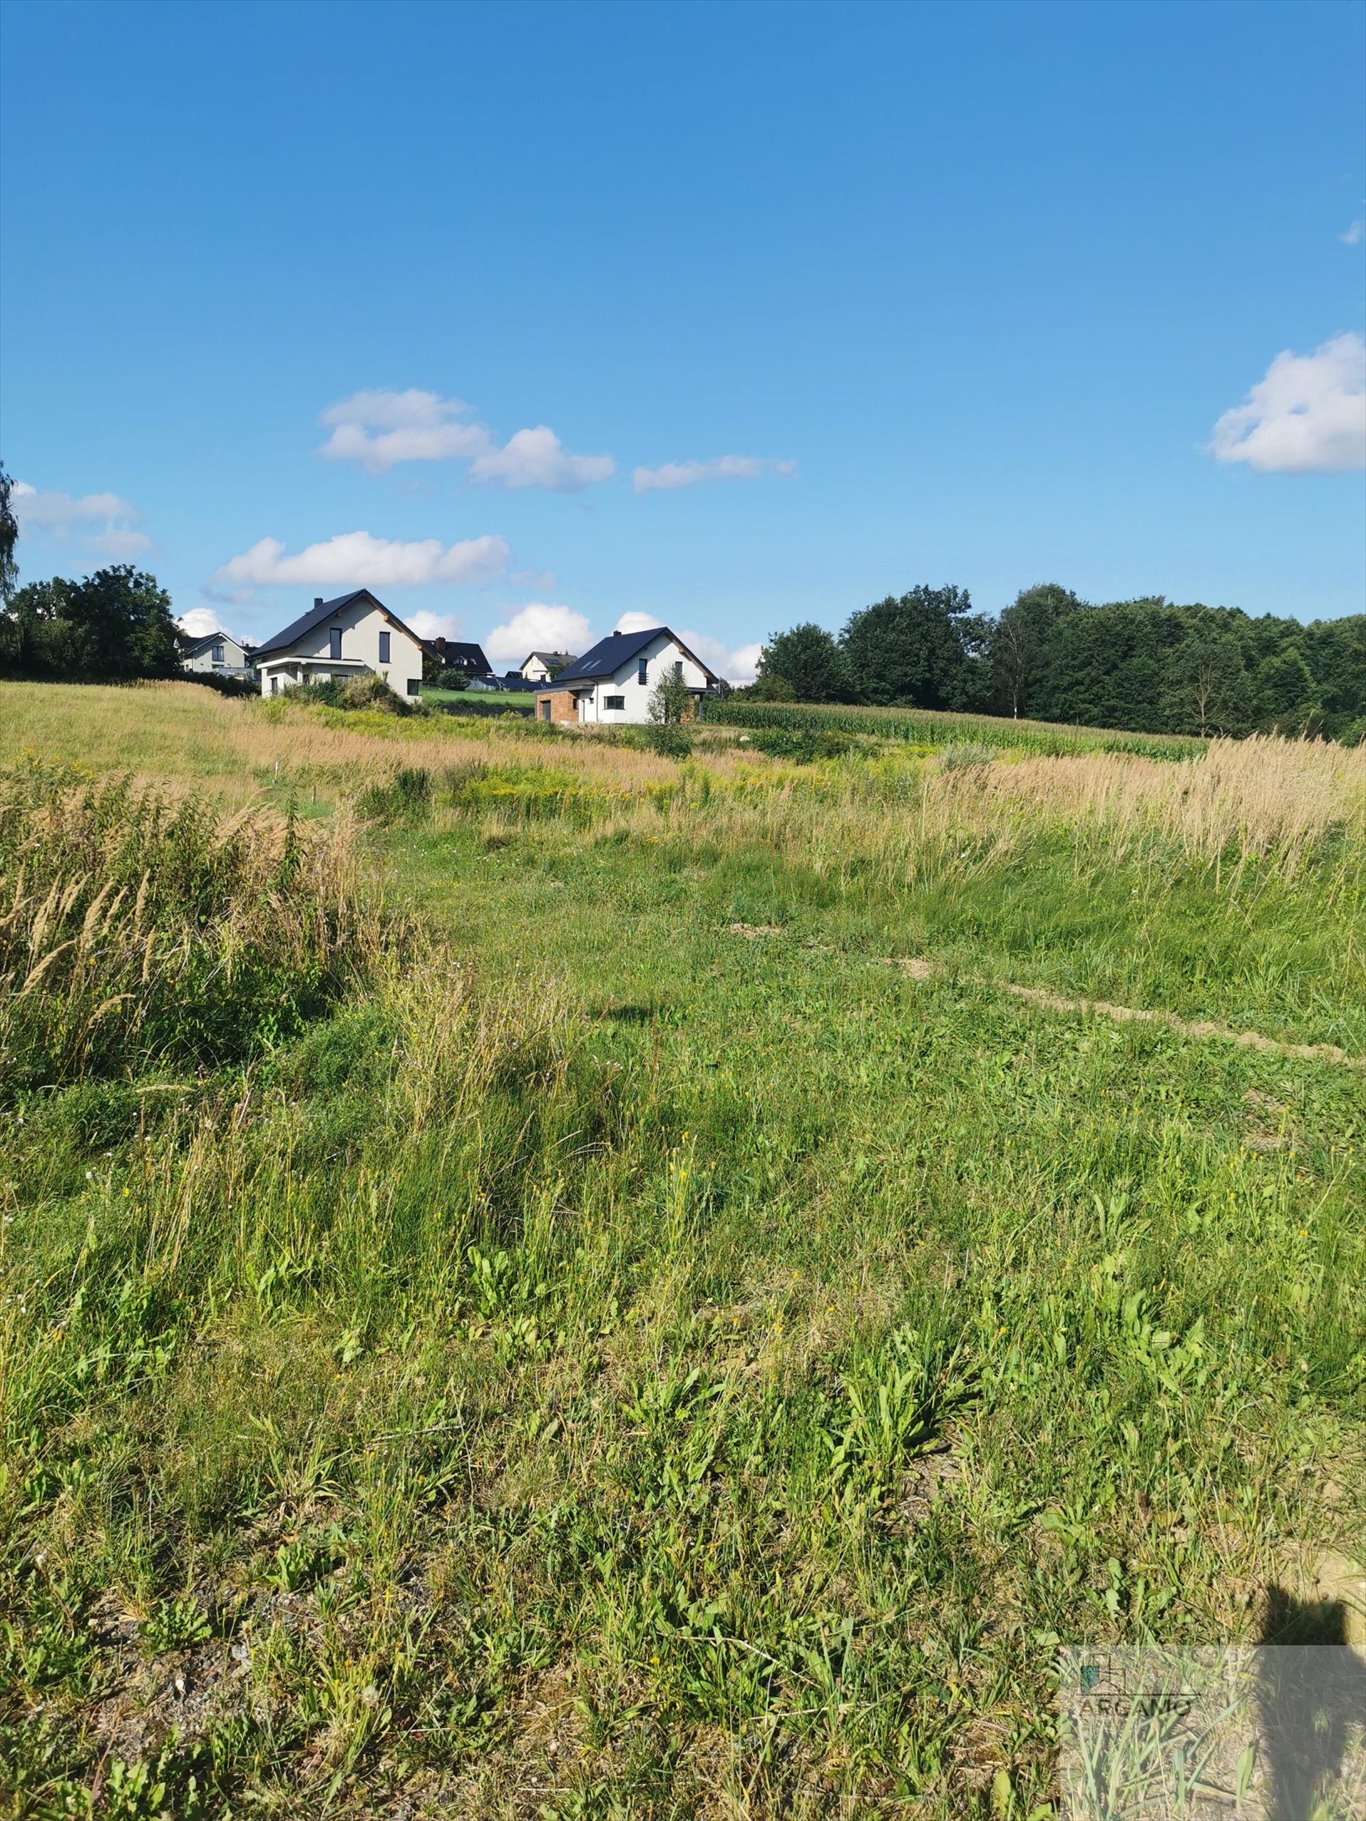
[
  {"left": 441, "top": 732, "right": 1364, "bottom": 894},
  {"left": 2, "top": 683, "right": 1359, "bottom": 885},
  {"left": 0, "top": 760, "right": 382, "bottom": 1099}
]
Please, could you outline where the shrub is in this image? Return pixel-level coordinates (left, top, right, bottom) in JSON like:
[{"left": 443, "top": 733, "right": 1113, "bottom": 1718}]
[
  {"left": 745, "top": 727, "right": 859, "bottom": 763},
  {"left": 430, "top": 696, "right": 535, "bottom": 719},
  {"left": 295, "top": 676, "right": 423, "bottom": 716},
  {"left": 644, "top": 722, "right": 693, "bottom": 759},
  {"left": 357, "top": 766, "right": 434, "bottom": 824},
  {"left": 938, "top": 741, "right": 994, "bottom": 770},
  {"left": 184, "top": 672, "right": 258, "bottom": 698}
]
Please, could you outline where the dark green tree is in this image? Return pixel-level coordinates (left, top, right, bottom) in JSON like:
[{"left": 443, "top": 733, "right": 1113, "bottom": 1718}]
[
  {"left": 991, "top": 583, "right": 1080, "bottom": 718},
  {"left": 0, "top": 466, "right": 17, "bottom": 603},
  {"left": 1160, "top": 624, "right": 1252, "bottom": 735},
  {"left": 0, "top": 577, "right": 76, "bottom": 675},
  {"left": 0, "top": 566, "right": 178, "bottom": 681},
  {"left": 840, "top": 585, "right": 978, "bottom": 708},
  {"left": 1037, "top": 599, "right": 1176, "bottom": 731},
  {"left": 1252, "top": 647, "right": 1318, "bottom": 733},
  {"left": 1300, "top": 615, "right": 1366, "bottom": 739},
  {"left": 62, "top": 566, "right": 180, "bottom": 679},
  {"left": 756, "top": 622, "right": 852, "bottom": 702}
]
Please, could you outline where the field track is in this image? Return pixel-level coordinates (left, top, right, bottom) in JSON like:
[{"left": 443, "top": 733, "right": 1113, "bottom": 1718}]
[{"left": 728, "top": 922, "right": 1365, "bottom": 1068}]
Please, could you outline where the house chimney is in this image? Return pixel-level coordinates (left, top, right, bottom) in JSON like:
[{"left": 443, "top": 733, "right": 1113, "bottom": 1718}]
[{"left": 314, "top": 596, "right": 323, "bottom": 609}]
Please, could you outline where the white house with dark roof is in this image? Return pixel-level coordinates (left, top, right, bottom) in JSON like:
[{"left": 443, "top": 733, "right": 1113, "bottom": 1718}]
[
  {"left": 535, "top": 627, "right": 720, "bottom": 725},
  {"left": 180, "top": 628, "right": 253, "bottom": 678},
  {"left": 253, "top": 590, "right": 425, "bottom": 699},
  {"left": 519, "top": 650, "right": 578, "bottom": 682}
]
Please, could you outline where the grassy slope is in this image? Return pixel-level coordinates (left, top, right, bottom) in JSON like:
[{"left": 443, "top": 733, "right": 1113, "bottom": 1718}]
[{"left": 1, "top": 683, "right": 1363, "bottom": 1819}]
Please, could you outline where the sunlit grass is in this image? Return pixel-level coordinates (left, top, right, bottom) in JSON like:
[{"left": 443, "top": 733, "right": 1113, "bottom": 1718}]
[{"left": 1, "top": 684, "right": 1361, "bottom": 1816}]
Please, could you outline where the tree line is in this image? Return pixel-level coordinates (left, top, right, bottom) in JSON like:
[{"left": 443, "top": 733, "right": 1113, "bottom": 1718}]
[
  {"left": 3, "top": 467, "right": 1362, "bottom": 737},
  {"left": 749, "top": 584, "right": 1366, "bottom": 742},
  {"left": 0, "top": 469, "right": 182, "bottom": 682}
]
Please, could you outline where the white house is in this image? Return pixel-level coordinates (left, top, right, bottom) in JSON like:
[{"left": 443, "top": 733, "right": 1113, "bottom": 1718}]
[
  {"left": 535, "top": 627, "right": 721, "bottom": 725},
  {"left": 180, "top": 629, "right": 253, "bottom": 677},
  {"left": 519, "top": 650, "right": 578, "bottom": 683},
  {"left": 253, "top": 590, "right": 425, "bottom": 699}
]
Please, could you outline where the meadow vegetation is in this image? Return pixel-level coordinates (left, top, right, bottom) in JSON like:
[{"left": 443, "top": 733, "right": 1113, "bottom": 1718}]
[{"left": 0, "top": 683, "right": 1362, "bottom": 1818}]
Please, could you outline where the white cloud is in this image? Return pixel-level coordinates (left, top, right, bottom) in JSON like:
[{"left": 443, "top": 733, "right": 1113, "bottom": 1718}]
[
  {"left": 318, "top": 388, "right": 614, "bottom": 490},
  {"left": 1340, "top": 219, "right": 1364, "bottom": 246},
  {"left": 178, "top": 608, "right": 235, "bottom": 640},
  {"left": 321, "top": 387, "right": 474, "bottom": 431},
  {"left": 632, "top": 455, "right": 797, "bottom": 495},
  {"left": 12, "top": 480, "right": 154, "bottom": 556},
  {"left": 407, "top": 609, "right": 465, "bottom": 643},
  {"left": 611, "top": 611, "right": 760, "bottom": 685},
  {"left": 94, "top": 526, "right": 156, "bottom": 558},
  {"left": 318, "top": 389, "right": 488, "bottom": 472},
  {"left": 485, "top": 603, "right": 592, "bottom": 667},
  {"left": 212, "top": 529, "right": 510, "bottom": 590},
  {"left": 1209, "top": 333, "right": 1366, "bottom": 473},
  {"left": 469, "top": 426, "right": 614, "bottom": 493}
]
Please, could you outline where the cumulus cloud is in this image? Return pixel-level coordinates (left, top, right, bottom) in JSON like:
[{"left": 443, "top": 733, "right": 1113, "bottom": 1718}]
[
  {"left": 1209, "top": 333, "right": 1366, "bottom": 473},
  {"left": 484, "top": 603, "right": 593, "bottom": 667},
  {"left": 177, "top": 608, "right": 235, "bottom": 640},
  {"left": 12, "top": 480, "right": 154, "bottom": 557},
  {"left": 468, "top": 426, "right": 614, "bottom": 493},
  {"left": 407, "top": 609, "right": 465, "bottom": 643},
  {"left": 632, "top": 455, "right": 797, "bottom": 495},
  {"left": 318, "top": 389, "right": 488, "bottom": 472},
  {"left": 610, "top": 611, "right": 761, "bottom": 685},
  {"left": 212, "top": 530, "right": 510, "bottom": 590},
  {"left": 318, "top": 388, "right": 614, "bottom": 490},
  {"left": 1340, "top": 219, "right": 1364, "bottom": 246}
]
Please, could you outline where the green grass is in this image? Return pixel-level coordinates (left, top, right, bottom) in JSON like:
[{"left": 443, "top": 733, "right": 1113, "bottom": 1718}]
[
  {"left": 425, "top": 689, "right": 537, "bottom": 718},
  {"left": 1, "top": 687, "right": 1362, "bottom": 1818}
]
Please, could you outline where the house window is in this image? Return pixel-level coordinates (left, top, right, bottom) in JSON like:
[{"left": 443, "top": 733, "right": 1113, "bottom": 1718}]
[
  {"left": 211, "top": 642, "right": 224, "bottom": 665},
  {"left": 378, "top": 630, "right": 391, "bottom": 663},
  {"left": 269, "top": 675, "right": 279, "bottom": 695},
  {"left": 604, "top": 694, "right": 626, "bottom": 710},
  {"left": 329, "top": 627, "right": 343, "bottom": 659},
  {"left": 406, "top": 678, "right": 421, "bottom": 695},
  {"left": 673, "top": 660, "right": 683, "bottom": 680},
  {"left": 637, "top": 658, "right": 648, "bottom": 685}
]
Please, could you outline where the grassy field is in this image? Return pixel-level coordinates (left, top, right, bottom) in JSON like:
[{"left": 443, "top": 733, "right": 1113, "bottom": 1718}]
[{"left": 1, "top": 681, "right": 1363, "bottom": 1819}]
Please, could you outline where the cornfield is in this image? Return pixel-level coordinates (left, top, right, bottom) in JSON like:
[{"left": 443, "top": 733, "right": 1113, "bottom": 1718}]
[{"left": 707, "top": 698, "right": 1210, "bottom": 760}]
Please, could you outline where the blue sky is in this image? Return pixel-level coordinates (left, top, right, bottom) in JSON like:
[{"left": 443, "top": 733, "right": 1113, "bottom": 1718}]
[{"left": 3, "top": 0, "right": 1363, "bottom": 676}]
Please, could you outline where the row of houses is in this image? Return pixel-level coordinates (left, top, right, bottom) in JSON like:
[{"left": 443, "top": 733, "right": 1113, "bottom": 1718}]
[{"left": 180, "top": 589, "right": 723, "bottom": 725}]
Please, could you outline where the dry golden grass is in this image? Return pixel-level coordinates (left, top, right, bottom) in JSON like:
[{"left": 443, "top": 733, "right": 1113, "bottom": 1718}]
[
  {"left": 2, "top": 683, "right": 1359, "bottom": 880},
  {"left": 0, "top": 758, "right": 381, "bottom": 1095}
]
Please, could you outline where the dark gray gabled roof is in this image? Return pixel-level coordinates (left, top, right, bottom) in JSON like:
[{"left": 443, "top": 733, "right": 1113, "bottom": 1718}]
[
  {"left": 254, "top": 590, "right": 424, "bottom": 661},
  {"left": 179, "top": 630, "right": 237, "bottom": 658},
  {"left": 553, "top": 626, "right": 719, "bottom": 690},
  {"left": 426, "top": 639, "right": 491, "bottom": 671},
  {"left": 523, "top": 650, "right": 578, "bottom": 667}
]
